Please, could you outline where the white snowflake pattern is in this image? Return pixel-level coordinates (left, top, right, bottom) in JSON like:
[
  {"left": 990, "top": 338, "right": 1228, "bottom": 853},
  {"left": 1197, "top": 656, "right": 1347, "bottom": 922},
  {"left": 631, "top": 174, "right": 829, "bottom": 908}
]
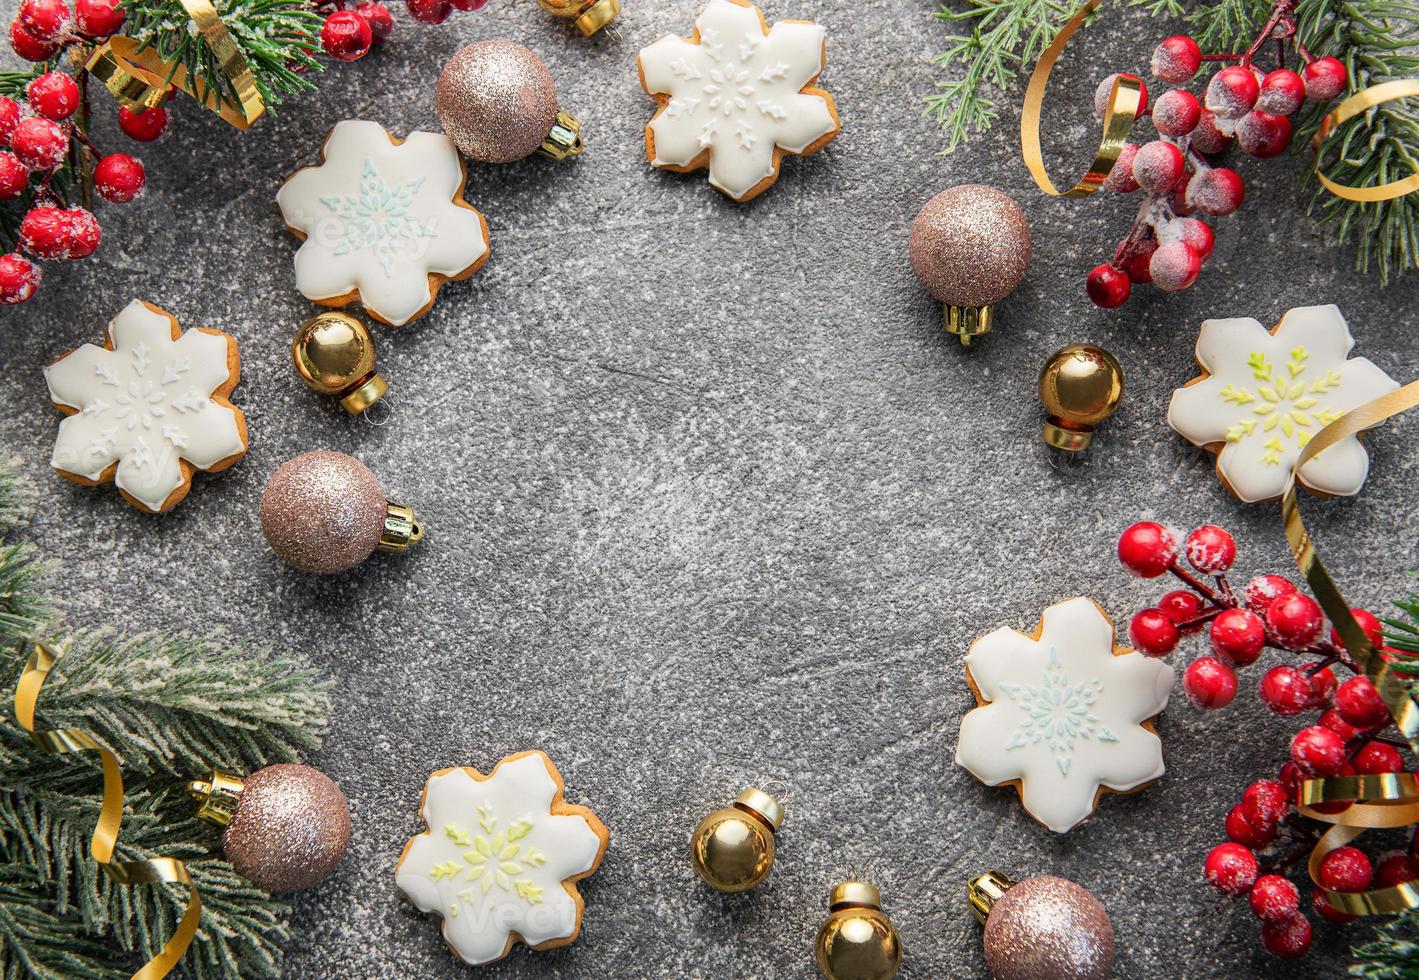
[
  {"left": 320, "top": 159, "right": 437, "bottom": 277},
  {"left": 44, "top": 300, "right": 246, "bottom": 513},
  {"left": 956, "top": 598, "right": 1174, "bottom": 833},
  {"left": 638, "top": 0, "right": 838, "bottom": 201},
  {"left": 1167, "top": 305, "right": 1399, "bottom": 503}
]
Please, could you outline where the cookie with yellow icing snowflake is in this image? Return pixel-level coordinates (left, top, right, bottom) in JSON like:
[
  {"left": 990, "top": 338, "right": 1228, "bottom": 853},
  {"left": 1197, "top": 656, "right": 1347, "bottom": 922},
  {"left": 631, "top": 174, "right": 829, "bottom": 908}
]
[
  {"left": 395, "top": 751, "right": 609, "bottom": 966},
  {"left": 1167, "top": 305, "right": 1398, "bottom": 503}
]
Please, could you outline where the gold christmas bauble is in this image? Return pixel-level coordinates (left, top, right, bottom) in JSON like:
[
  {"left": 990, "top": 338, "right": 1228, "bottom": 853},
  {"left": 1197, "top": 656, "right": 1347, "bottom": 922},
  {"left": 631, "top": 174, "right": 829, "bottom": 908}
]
[
  {"left": 536, "top": 0, "right": 619, "bottom": 35},
  {"left": 689, "top": 788, "right": 783, "bottom": 893},
  {"left": 815, "top": 882, "right": 902, "bottom": 980},
  {"left": 291, "top": 311, "right": 386, "bottom": 414},
  {"left": 1038, "top": 343, "right": 1124, "bottom": 451}
]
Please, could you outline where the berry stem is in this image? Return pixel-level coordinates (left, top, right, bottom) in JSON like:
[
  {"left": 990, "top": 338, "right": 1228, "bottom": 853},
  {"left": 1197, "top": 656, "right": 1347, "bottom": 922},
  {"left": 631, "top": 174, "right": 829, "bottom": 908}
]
[{"left": 1167, "top": 560, "right": 1224, "bottom": 604}]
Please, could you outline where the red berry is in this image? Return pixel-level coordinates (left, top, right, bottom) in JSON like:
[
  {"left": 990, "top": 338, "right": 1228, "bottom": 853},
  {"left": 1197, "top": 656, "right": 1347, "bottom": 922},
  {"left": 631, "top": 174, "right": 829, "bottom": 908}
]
[
  {"left": 1184, "top": 524, "right": 1235, "bottom": 573},
  {"left": 1329, "top": 608, "right": 1384, "bottom": 652},
  {"left": 0, "top": 151, "right": 27, "bottom": 200},
  {"left": 1118, "top": 521, "right": 1178, "bottom": 578},
  {"left": 1086, "top": 263, "right": 1131, "bottom": 309},
  {"left": 1267, "top": 593, "right": 1324, "bottom": 649},
  {"left": 1174, "top": 217, "right": 1214, "bottom": 263},
  {"left": 0, "top": 252, "right": 39, "bottom": 304},
  {"left": 18, "top": 0, "right": 70, "bottom": 41},
  {"left": 1148, "top": 241, "right": 1201, "bottom": 292},
  {"left": 1353, "top": 741, "right": 1403, "bottom": 775},
  {"left": 1307, "top": 665, "right": 1337, "bottom": 708},
  {"left": 1185, "top": 657, "right": 1237, "bottom": 709},
  {"left": 1320, "top": 708, "right": 1362, "bottom": 743},
  {"left": 62, "top": 206, "right": 100, "bottom": 258},
  {"left": 1204, "top": 842, "right": 1259, "bottom": 895},
  {"left": 1376, "top": 853, "right": 1419, "bottom": 888},
  {"left": 1095, "top": 72, "right": 1148, "bottom": 118},
  {"left": 1278, "top": 761, "right": 1304, "bottom": 801},
  {"left": 1244, "top": 779, "right": 1290, "bottom": 825},
  {"left": 354, "top": 2, "right": 392, "bottom": 41},
  {"left": 1246, "top": 575, "right": 1297, "bottom": 616},
  {"left": 1236, "top": 110, "right": 1292, "bottom": 158},
  {"left": 1211, "top": 608, "right": 1265, "bottom": 666},
  {"left": 92, "top": 153, "right": 145, "bottom": 203},
  {"left": 9, "top": 19, "right": 59, "bottom": 60},
  {"left": 1260, "top": 913, "right": 1311, "bottom": 959},
  {"left": 1226, "top": 803, "right": 1275, "bottom": 849},
  {"left": 1303, "top": 57, "right": 1348, "bottom": 102},
  {"left": 1130, "top": 608, "right": 1180, "bottom": 656},
  {"left": 1260, "top": 666, "right": 1312, "bottom": 715},
  {"left": 118, "top": 105, "right": 168, "bottom": 142},
  {"left": 1152, "top": 88, "right": 1201, "bottom": 137},
  {"left": 1191, "top": 108, "right": 1232, "bottom": 154},
  {"left": 1132, "top": 139, "right": 1185, "bottom": 194},
  {"left": 18, "top": 205, "right": 71, "bottom": 259},
  {"left": 1121, "top": 238, "right": 1158, "bottom": 284},
  {"left": 1159, "top": 589, "right": 1204, "bottom": 628},
  {"left": 448, "top": 0, "right": 489, "bottom": 9},
  {"left": 321, "top": 9, "right": 372, "bottom": 61},
  {"left": 10, "top": 117, "right": 67, "bottom": 171},
  {"left": 0, "top": 97, "right": 21, "bottom": 143},
  {"left": 1250, "top": 875, "right": 1300, "bottom": 923},
  {"left": 1335, "top": 676, "right": 1390, "bottom": 729},
  {"left": 26, "top": 70, "right": 80, "bottom": 121},
  {"left": 405, "top": 0, "right": 452, "bottom": 23},
  {"left": 1186, "top": 167, "right": 1244, "bottom": 216},
  {"left": 1206, "top": 65, "right": 1261, "bottom": 116},
  {"left": 74, "top": 0, "right": 124, "bottom": 36},
  {"left": 1105, "top": 143, "right": 1140, "bottom": 193},
  {"left": 1258, "top": 68, "right": 1305, "bottom": 115},
  {"left": 1313, "top": 887, "right": 1357, "bottom": 924},
  {"left": 1150, "top": 35, "right": 1201, "bottom": 84},
  {"left": 1291, "top": 725, "right": 1346, "bottom": 776},
  {"left": 1319, "top": 846, "right": 1373, "bottom": 891}
]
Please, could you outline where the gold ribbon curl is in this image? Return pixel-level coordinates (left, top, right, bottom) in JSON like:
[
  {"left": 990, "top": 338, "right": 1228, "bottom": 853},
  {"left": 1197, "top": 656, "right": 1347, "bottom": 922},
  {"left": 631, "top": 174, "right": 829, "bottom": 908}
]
[
  {"left": 1020, "top": 0, "right": 1144, "bottom": 198},
  {"left": 14, "top": 641, "right": 202, "bottom": 979},
  {"left": 1312, "top": 79, "right": 1419, "bottom": 203},
  {"left": 84, "top": 0, "right": 264, "bottom": 129},
  {"left": 1284, "top": 380, "right": 1419, "bottom": 916}
]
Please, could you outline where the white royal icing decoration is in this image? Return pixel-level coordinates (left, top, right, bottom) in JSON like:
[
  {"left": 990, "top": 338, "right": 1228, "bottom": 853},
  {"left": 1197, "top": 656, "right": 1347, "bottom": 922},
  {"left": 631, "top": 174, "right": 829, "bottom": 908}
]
[
  {"left": 1167, "top": 305, "right": 1398, "bottom": 503},
  {"left": 956, "top": 597, "right": 1174, "bottom": 834},
  {"left": 44, "top": 300, "right": 245, "bottom": 513},
  {"left": 395, "top": 753, "right": 605, "bottom": 966},
  {"left": 638, "top": 0, "right": 837, "bottom": 201},
  {"left": 277, "top": 120, "right": 488, "bottom": 327}
]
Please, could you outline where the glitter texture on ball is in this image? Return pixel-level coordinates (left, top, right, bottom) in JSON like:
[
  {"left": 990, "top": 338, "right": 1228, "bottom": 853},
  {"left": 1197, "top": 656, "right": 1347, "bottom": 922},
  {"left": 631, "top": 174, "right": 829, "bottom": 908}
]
[
  {"left": 436, "top": 40, "right": 558, "bottom": 163},
  {"left": 982, "top": 876, "right": 1116, "bottom": 980},
  {"left": 260, "top": 450, "right": 387, "bottom": 574},
  {"left": 909, "top": 184, "right": 1033, "bottom": 309},
  {"left": 223, "top": 764, "right": 352, "bottom": 893}
]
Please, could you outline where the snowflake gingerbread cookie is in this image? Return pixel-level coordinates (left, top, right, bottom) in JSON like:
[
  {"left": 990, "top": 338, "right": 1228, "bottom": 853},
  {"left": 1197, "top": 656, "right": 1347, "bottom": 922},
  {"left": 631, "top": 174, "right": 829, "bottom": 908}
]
[
  {"left": 277, "top": 119, "right": 490, "bottom": 327},
  {"left": 637, "top": 0, "right": 839, "bottom": 202},
  {"left": 43, "top": 299, "right": 248, "bottom": 513},
  {"left": 395, "top": 751, "right": 609, "bottom": 966},
  {"left": 1167, "top": 305, "right": 1399, "bottom": 504},
  {"left": 956, "top": 597, "right": 1175, "bottom": 834}
]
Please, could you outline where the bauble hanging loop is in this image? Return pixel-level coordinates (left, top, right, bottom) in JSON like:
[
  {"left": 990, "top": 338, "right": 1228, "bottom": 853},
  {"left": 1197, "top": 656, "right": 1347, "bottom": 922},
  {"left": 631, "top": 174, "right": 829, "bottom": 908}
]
[
  {"left": 292, "top": 311, "right": 387, "bottom": 414},
  {"left": 436, "top": 40, "right": 584, "bottom": 163},
  {"left": 1038, "top": 343, "right": 1125, "bottom": 451},
  {"left": 815, "top": 881, "right": 903, "bottom": 980},
  {"left": 690, "top": 787, "right": 783, "bottom": 893},
  {"left": 537, "top": 0, "right": 620, "bottom": 36},
  {"left": 968, "top": 872, "right": 1115, "bottom": 980},
  {"left": 259, "top": 450, "right": 424, "bottom": 574},
  {"left": 189, "top": 764, "right": 351, "bottom": 893},
  {"left": 909, "top": 184, "right": 1033, "bottom": 346}
]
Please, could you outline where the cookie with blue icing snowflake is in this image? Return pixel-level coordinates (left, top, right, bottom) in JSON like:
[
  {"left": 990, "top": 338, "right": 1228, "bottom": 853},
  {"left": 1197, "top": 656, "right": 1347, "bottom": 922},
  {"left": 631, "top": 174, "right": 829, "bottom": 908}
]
[
  {"left": 277, "top": 120, "right": 490, "bottom": 327},
  {"left": 956, "top": 597, "right": 1175, "bottom": 834}
]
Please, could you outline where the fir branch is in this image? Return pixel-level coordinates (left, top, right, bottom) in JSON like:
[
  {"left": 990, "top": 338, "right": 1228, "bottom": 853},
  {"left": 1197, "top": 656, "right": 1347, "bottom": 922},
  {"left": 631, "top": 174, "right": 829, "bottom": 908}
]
[
  {"left": 0, "top": 864, "right": 126, "bottom": 980},
  {"left": 1351, "top": 906, "right": 1419, "bottom": 978}
]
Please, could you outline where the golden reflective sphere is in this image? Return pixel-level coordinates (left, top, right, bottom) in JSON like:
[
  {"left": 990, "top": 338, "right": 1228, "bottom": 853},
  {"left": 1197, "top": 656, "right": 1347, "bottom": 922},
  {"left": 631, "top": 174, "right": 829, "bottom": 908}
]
[
  {"left": 536, "top": 0, "right": 619, "bottom": 34},
  {"left": 690, "top": 807, "right": 775, "bottom": 893},
  {"left": 1038, "top": 343, "right": 1124, "bottom": 426},
  {"left": 292, "top": 312, "right": 376, "bottom": 396},
  {"left": 815, "top": 907, "right": 902, "bottom": 980}
]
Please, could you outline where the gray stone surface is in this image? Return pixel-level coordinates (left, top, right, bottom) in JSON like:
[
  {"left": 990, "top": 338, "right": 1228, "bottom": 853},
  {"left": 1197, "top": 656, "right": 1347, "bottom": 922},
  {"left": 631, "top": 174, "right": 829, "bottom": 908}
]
[{"left": 2, "top": 0, "right": 1418, "bottom": 977}]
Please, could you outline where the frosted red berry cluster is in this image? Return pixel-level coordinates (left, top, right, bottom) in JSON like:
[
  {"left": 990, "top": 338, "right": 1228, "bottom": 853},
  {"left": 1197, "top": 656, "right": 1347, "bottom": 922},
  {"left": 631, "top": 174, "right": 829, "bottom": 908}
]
[
  {"left": 1085, "top": 1, "right": 1349, "bottom": 309},
  {"left": 316, "top": 0, "right": 487, "bottom": 63},
  {"left": 1118, "top": 520, "right": 1415, "bottom": 959}
]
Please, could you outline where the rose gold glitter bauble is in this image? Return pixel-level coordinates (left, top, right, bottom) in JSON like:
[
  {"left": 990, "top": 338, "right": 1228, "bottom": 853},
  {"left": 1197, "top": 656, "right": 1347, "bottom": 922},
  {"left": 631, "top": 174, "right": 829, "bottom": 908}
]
[
  {"left": 259, "top": 450, "right": 386, "bottom": 575},
  {"left": 909, "top": 184, "right": 1033, "bottom": 308},
  {"left": 436, "top": 40, "right": 558, "bottom": 163},
  {"left": 982, "top": 876, "right": 1115, "bottom": 980},
  {"left": 222, "top": 764, "right": 351, "bottom": 893}
]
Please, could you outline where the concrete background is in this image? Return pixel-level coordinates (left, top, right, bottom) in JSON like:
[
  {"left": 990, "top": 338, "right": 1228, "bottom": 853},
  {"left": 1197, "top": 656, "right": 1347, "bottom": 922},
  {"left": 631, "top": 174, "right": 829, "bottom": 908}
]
[{"left": 2, "top": 0, "right": 1417, "bottom": 976}]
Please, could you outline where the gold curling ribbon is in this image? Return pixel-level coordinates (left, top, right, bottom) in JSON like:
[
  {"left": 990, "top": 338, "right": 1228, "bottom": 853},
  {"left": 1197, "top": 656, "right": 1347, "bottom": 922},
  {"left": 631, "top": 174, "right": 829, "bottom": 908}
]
[
  {"left": 1312, "top": 79, "right": 1419, "bottom": 203},
  {"left": 1283, "top": 380, "right": 1419, "bottom": 916},
  {"left": 1020, "top": 0, "right": 1144, "bottom": 198},
  {"left": 84, "top": 0, "right": 264, "bottom": 130},
  {"left": 14, "top": 641, "right": 202, "bottom": 979}
]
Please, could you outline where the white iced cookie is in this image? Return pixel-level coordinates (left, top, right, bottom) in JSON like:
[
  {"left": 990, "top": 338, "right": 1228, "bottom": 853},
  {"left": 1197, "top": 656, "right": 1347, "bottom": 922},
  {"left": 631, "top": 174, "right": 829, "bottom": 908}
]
[
  {"left": 637, "top": 0, "right": 839, "bottom": 202},
  {"left": 277, "top": 119, "right": 490, "bottom": 327},
  {"left": 395, "top": 751, "right": 609, "bottom": 966},
  {"left": 1167, "top": 305, "right": 1398, "bottom": 503},
  {"left": 956, "top": 597, "right": 1174, "bottom": 834},
  {"left": 43, "top": 299, "right": 247, "bottom": 513}
]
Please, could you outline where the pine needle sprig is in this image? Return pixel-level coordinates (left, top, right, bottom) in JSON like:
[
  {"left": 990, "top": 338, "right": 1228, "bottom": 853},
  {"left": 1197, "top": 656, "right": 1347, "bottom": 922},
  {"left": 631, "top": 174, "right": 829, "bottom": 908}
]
[
  {"left": 1351, "top": 905, "right": 1419, "bottom": 978},
  {"left": 0, "top": 864, "right": 126, "bottom": 980}
]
